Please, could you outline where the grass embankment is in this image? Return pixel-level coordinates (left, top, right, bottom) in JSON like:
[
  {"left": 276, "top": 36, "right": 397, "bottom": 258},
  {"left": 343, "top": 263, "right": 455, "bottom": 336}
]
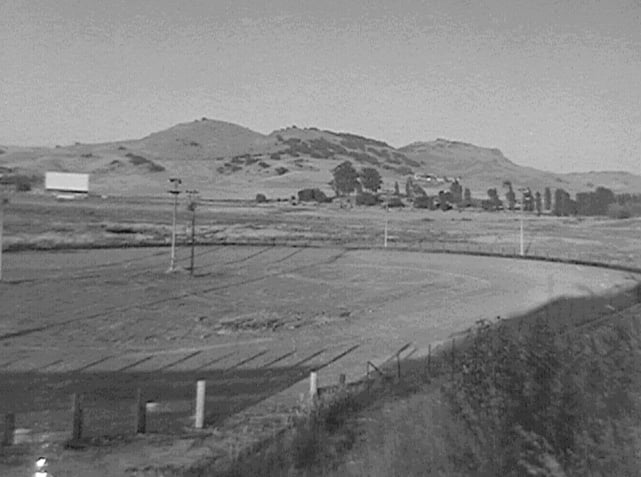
[{"left": 216, "top": 296, "right": 641, "bottom": 477}]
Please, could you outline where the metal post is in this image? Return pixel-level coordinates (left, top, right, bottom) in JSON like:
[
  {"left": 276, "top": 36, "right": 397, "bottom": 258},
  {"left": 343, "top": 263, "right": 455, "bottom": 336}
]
[
  {"left": 168, "top": 178, "right": 182, "bottom": 272},
  {"left": 384, "top": 191, "right": 389, "bottom": 248},
  {"left": 0, "top": 198, "right": 4, "bottom": 282},
  {"left": 186, "top": 190, "right": 199, "bottom": 276},
  {"left": 520, "top": 214, "right": 524, "bottom": 256}
]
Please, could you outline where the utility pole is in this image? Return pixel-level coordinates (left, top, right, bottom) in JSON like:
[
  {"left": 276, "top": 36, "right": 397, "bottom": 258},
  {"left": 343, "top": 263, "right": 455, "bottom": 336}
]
[
  {"left": 186, "top": 190, "right": 199, "bottom": 276},
  {"left": 520, "top": 213, "right": 524, "bottom": 256},
  {"left": 0, "top": 197, "right": 5, "bottom": 282},
  {"left": 0, "top": 180, "right": 9, "bottom": 282},
  {"left": 167, "top": 178, "right": 182, "bottom": 272},
  {"left": 384, "top": 190, "right": 390, "bottom": 248}
]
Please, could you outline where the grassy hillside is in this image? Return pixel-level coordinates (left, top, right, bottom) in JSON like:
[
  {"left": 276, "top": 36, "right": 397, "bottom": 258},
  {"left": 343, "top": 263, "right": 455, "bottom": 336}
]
[{"left": 2, "top": 119, "right": 640, "bottom": 199}]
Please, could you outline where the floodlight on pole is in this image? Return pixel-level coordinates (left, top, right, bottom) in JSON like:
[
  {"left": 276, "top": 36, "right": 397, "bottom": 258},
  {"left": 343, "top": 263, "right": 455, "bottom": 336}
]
[
  {"left": 384, "top": 190, "right": 389, "bottom": 248},
  {"left": 0, "top": 198, "right": 6, "bottom": 282},
  {"left": 186, "top": 190, "right": 199, "bottom": 276},
  {"left": 168, "top": 178, "right": 182, "bottom": 272},
  {"left": 0, "top": 181, "right": 9, "bottom": 282}
]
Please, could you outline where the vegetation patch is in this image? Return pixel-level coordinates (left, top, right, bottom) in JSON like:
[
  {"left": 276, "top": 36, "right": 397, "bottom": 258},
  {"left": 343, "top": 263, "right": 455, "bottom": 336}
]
[
  {"left": 275, "top": 167, "right": 289, "bottom": 176},
  {"left": 125, "top": 153, "right": 165, "bottom": 172},
  {"left": 298, "top": 188, "right": 330, "bottom": 203}
]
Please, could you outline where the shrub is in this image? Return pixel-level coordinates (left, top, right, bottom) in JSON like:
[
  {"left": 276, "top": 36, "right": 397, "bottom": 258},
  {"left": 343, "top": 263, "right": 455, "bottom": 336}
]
[
  {"left": 14, "top": 175, "right": 34, "bottom": 192},
  {"left": 270, "top": 152, "right": 281, "bottom": 160},
  {"left": 298, "top": 188, "right": 329, "bottom": 203},
  {"left": 388, "top": 197, "right": 405, "bottom": 208},
  {"left": 355, "top": 191, "right": 379, "bottom": 206},
  {"left": 275, "top": 167, "right": 289, "bottom": 175},
  {"left": 607, "top": 203, "right": 631, "bottom": 219},
  {"left": 2, "top": 174, "right": 38, "bottom": 192},
  {"left": 255, "top": 193, "right": 268, "bottom": 203},
  {"left": 413, "top": 196, "right": 434, "bottom": 209}
]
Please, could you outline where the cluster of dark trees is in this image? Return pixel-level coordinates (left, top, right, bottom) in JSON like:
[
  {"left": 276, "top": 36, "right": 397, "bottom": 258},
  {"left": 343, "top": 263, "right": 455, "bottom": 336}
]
[
  {"left": 324, "top": 160, "right": 639, "bottom": 218},
  {"left": 330, "top": 161, "right": 382, "bottom": 196},
  {"left": 482, "top": 182, "right": 637, "bottom": 218},
  {"left": 553, "top": 186, "right": 626, "bottom": 217}
]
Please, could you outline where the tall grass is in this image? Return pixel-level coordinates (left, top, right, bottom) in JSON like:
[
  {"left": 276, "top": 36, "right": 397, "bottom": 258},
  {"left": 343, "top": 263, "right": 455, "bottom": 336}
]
[
  {"left": 212, "top": 308, "right": 641, "bottom": 477},
  {"left": 337, "top": 315, "right": 641, "bottom": 477}
]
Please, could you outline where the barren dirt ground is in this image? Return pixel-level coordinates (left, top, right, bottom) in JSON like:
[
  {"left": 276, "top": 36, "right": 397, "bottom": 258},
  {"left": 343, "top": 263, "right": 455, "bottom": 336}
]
[{"left": 0, "top": 244, "right": 638, "bottom": 476}]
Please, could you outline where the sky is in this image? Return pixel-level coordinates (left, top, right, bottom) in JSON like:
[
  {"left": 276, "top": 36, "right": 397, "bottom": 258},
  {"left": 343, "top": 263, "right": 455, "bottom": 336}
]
[{"left": 1, "top": 0, "right": 640, "bottom": 174}]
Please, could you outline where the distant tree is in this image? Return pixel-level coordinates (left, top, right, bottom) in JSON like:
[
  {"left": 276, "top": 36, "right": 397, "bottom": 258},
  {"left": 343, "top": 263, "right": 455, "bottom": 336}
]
[
  {"left": 255, "top": 193, "right": 267, "bottom": 203},
  {"left": 485, "top": 188, "right": 501, "bottom": 210},
  {"left": 394, "top": 181, "right": 400, "bottom": 196},
  {"left": 544, "top": 187, "right": 552, "bottom": 211},
  {"left": 503, "top": 181, "right": 516, "bottom": 211},
  {"left": 405, "top": 178, "right": 413, "bottom": 198},
  {"left": 553, "top": 188, "right": 574, "bottom": 216},
  {"left": 522, "top": 188, "right": 534, "bottom": 212},
  {"left": 331, "top": 161, "right": 359, "bottom": 196},
  {"left": 463, "top": 188, "right": 472, "bottom": 206},
  {"left": 438, "top": 190, "right": 453, "bottom": 211},
  {"left": 449, "top": 181, "right": 463, "bottom": 205},
  {"left": 359, "top": 167, "right": 382, "bottom": 193},
  {"left": 575, "top": 187, "right": 615, "bottom": 216},
  {"left": 535, "top": 191, "right": 542, "bottom": 216}
]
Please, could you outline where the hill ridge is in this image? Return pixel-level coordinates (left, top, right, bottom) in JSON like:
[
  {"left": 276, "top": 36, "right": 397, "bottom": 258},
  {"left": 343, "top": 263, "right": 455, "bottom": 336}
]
[{"left": 1, "top": 118, "right": 640, "bottom": 198}]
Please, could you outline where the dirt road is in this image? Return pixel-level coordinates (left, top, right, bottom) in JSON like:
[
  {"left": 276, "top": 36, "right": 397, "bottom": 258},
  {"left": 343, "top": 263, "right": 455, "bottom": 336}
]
[{"left": 0, "top": 246, "right": 637, "bottom": 475}]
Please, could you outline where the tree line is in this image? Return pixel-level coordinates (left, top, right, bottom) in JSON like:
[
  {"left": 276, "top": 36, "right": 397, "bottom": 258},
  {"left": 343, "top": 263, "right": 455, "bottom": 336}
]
[{"left": 317, "top": 160, "right": 640, "bottom": 218}]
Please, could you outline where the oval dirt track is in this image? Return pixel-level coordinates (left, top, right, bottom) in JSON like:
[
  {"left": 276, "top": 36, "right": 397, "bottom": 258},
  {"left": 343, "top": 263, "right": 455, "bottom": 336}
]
[{"left": 0, "top": 246, "right": 637, "bottom": 437}]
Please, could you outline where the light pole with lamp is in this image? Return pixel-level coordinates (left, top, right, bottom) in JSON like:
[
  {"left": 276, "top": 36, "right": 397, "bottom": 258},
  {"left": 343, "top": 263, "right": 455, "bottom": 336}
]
[
  {"left": 0, "top": 179, "right": 10, "bottom": 282},
  {"left": 384, "top": 189, "right": 390, "bottom": 248},
  {"left": 167, "top": 178, "right": 182, "bottom": 272},
  {"left": 186, "top": 190, "right": 199, "bottom": 276}
]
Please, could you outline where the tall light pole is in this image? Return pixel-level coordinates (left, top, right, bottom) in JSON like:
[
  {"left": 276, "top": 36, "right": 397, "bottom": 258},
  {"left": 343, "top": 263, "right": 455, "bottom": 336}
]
[
  {"left": 0, "top": 179, "right": 10, "bottom": 282},
  {"left": 0, "top": 196, "right": 6, "bottom": 282},
  {"left": 520, "top": 213, "right": 524, "bottom": 256},
  {"left": 186, "top": 190, "right": 199, "bottom": 276},
  {"left": 384, "top": 190, "right": 390, "bottom": 248},
  {"left": 168, "top": 178, "right": 182, "bottom": 272}
]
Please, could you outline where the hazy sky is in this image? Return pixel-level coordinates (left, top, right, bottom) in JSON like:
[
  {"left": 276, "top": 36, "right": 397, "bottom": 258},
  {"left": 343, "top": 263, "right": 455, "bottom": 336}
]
[{"left": 2, "top": 0, "right": 640, "bottom": 173}]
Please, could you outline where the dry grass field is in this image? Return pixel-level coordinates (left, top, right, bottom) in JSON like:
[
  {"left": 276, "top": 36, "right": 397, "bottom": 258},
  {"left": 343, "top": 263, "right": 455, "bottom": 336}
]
[
  {"left": 3, "top": 194, "right": 641, "bottom": 268},
  {"left": 1, "top": 196, "right": 641, "bottom": 476}
]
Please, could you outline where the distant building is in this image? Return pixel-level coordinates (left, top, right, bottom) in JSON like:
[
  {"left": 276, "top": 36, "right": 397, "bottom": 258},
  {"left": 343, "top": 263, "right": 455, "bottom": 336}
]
[{"left": 45, "top": 172, "right": 89, "bottom": 199}]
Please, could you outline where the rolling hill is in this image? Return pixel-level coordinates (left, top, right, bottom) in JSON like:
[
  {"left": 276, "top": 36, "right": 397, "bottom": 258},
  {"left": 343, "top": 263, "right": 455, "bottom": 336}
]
[{"left": 1, "top": 119, "right": 640, "bottom": 199}]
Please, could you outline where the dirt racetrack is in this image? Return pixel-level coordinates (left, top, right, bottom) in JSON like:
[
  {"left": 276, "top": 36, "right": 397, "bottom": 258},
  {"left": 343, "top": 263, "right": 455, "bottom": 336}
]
[{"left": 0, "top": 245, "right": 638, "bottom": 474}]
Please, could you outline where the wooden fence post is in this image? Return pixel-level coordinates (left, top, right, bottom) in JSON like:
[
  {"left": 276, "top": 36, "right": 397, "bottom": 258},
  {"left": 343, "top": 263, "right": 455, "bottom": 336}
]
[
  {"left": 427, "top": 343, "right": 432, "bottom": 378},
  {"left": 135, "top": 388, "right": 146, "bottom": 434},
  {"left": 2, "top": 413, "right": 15, "bottom": 446},
  {"left": 71, "top": 393, "right": 83, "bottom": 442},
  {"left": 195, "top": 380, "right": 206, "bottom": 429},
  {"left": 339, "top": 374, "right": 346, "bottom": 386},
  {"left": 366, "top": 362, "right": 370, "bottom": 393},
  {"left": 309, "top": 371, "right": 318, "bottom": 405},
  {"left": 396, "top": 353, "right": 401, "bottom": 382}
]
